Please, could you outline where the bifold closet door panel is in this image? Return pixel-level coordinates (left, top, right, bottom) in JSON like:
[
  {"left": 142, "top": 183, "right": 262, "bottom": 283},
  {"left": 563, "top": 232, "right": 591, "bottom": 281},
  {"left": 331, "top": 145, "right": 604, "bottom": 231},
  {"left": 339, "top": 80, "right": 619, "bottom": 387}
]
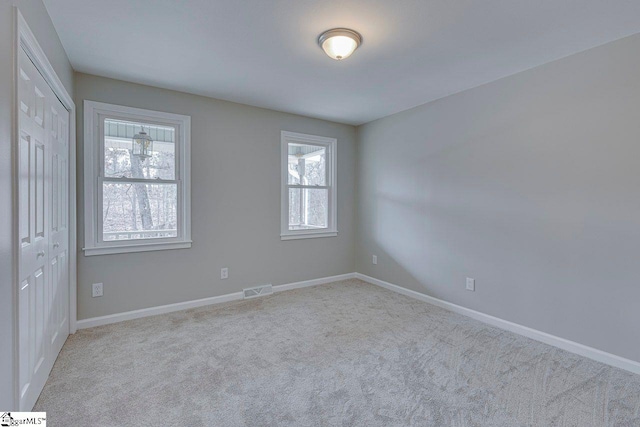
[{"left": 17, "top": 47, "right": 70, "bottom": 411}]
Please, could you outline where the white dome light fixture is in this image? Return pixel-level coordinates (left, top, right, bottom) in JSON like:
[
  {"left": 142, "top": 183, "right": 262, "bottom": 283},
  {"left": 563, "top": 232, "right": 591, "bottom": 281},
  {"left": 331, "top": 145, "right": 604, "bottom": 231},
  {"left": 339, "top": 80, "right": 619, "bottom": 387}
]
[{"left": 318, "top": 28, "right": 362, "bottom": 61}]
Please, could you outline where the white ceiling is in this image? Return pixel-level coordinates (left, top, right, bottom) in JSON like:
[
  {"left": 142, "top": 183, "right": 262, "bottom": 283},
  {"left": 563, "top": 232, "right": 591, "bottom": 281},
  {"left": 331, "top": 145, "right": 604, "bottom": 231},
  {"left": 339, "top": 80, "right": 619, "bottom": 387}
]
[{"left": 44, "top": 0, "right": 640, "bottom": 125}]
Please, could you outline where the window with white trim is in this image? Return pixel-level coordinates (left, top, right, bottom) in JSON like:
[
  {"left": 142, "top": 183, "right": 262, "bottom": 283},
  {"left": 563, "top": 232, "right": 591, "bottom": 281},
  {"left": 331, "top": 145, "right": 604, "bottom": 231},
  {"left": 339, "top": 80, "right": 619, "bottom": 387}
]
[
  {"left": 83, "top": 101, "right": 191, "bottom": 255},
  {"left": 281, "top": 131, "right": 337, "bottom": 240}
]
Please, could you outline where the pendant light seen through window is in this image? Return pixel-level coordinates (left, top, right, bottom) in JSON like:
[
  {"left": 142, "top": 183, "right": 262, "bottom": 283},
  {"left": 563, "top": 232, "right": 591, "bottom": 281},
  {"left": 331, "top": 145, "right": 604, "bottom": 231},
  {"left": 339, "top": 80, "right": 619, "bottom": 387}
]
[{"left": 132, "top": 126, "right": 153, "bottom": 160}]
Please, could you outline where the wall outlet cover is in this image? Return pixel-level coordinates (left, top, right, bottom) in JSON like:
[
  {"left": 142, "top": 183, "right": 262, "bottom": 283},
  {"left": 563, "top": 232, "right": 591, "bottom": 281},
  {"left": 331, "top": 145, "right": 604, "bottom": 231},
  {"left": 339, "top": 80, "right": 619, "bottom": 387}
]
[
  {"left": 466, "top": 278, "right": 475, "bottom": 291},
  {"left": 92, "top": 282, "right": 103, "bottom": 297},
  {"left": 372, "top": 255, "right": 378, "bottom": 265},
  {"left": 221, "top": 268, "right": 229, "bottom": 280}
]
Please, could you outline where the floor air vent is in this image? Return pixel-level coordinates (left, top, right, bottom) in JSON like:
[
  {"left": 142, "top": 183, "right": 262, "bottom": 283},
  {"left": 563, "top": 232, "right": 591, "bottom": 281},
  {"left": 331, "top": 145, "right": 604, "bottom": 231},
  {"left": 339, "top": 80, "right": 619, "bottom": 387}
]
[{"left": 243, "top": 284, "right": 273, "bottom": 299}]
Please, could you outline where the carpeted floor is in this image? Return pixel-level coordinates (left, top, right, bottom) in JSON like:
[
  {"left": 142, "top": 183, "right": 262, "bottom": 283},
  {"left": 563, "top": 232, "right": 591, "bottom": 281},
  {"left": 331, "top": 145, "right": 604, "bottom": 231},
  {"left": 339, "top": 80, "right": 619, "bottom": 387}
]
[{"left": 35, "top": 279, "right": 640, "bottom": 426}]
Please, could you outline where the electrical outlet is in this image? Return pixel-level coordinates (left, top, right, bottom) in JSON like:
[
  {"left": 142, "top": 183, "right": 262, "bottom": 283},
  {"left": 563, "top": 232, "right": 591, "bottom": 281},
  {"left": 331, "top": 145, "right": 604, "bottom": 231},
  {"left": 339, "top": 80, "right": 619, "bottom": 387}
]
[
  {"left": 372, "top": 255, "right": 378, "bottom": 265},
  {"left": 466, "top": 278, "right": 475, "bottom": 292},
  {"left": 92, "top": 282, "right": 103, "bottom": 297},
  {"left": 221, "top": 267, "right": 229, "bottom": 280}
]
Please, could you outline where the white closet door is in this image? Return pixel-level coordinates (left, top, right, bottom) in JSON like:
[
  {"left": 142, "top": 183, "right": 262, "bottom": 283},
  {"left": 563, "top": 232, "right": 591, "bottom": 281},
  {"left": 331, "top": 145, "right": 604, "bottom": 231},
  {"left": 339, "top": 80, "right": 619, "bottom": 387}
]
[
  {"left": 48, "top": 78, "right": 70, "bottom": 360},
  {"left": 17, "top": 47, "right": 70, "bottom": 411}
]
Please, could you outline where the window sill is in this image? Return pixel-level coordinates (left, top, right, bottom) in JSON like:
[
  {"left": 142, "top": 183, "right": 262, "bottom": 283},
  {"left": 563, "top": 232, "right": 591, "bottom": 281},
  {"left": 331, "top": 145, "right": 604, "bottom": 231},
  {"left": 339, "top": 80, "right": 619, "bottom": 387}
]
[
  {"left": 281, "top": 231, "right": 337, "bottom": 241},
  {"left": 83, "top": 240, "right": 192, "bottom": 256}
]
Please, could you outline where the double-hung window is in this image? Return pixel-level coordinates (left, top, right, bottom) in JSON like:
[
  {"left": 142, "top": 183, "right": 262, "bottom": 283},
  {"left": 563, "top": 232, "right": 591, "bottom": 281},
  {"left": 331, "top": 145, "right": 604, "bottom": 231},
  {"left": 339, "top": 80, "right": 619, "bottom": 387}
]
[
  {"left": 84, "top": 101, "right": 191, "bottom": 255},
  {"left": 281, "top": 131, "right": 337, "bottom": 240}
]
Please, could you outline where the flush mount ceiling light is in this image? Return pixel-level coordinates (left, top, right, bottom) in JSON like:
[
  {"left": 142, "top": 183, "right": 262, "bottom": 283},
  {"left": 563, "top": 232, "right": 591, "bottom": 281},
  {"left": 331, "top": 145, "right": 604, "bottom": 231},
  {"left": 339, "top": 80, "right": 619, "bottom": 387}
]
[{"left": 318, "top": 28, "right": 362, "bottom": 60}]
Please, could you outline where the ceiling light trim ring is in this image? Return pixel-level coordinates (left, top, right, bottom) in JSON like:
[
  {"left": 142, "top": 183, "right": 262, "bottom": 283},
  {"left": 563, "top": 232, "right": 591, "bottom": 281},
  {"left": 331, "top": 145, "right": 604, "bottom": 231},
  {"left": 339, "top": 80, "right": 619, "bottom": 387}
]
[
  {"left": 318, "top": 28, "right": 362, "bottom": 60},
  {"left": 318, "top": 28, "right": 362, "bottom": 47}
]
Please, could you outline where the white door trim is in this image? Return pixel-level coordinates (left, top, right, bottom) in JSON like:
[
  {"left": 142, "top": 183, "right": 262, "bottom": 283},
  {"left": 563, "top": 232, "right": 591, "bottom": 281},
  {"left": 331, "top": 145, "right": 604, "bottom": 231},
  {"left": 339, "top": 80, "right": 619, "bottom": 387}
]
[{"left": 13, "top": 7, "right": 77, "bottom": 408}]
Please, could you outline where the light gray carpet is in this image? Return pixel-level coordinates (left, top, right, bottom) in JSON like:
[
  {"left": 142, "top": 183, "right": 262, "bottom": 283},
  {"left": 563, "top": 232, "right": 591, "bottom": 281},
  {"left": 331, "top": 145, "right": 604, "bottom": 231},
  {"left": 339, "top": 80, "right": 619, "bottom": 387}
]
[{"left": 35, "top": 279, "right": 640, "bottom": 426}]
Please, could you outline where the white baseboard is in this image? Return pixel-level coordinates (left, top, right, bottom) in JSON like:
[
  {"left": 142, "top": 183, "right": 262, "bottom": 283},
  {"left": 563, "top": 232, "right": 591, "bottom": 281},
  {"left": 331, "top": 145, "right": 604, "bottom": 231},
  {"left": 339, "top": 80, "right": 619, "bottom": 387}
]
[
  {"left": 76, "top": 291, "right": 244, "bottom": 329},
  {"left": 76, "top": 273, "right": 356, "bottom": 329},
  {"left": 273, "top": 273, "right": 356, "bottom": 293},
  {"left": 355, "top": 273, "right": 640, "bottom": 376}
]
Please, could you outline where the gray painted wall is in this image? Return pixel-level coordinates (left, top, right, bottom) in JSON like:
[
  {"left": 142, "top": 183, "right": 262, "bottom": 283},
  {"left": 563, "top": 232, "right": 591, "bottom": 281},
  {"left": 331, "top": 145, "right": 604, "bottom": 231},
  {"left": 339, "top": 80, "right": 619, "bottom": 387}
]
[
  {"left": 75, "top": 73, "right": 356, "bottom": 320},
  {"left": 0, "top": 0, "right": 73, "bottom": 408},
  {"left": 356, "top": 33, "right": 640, "bottom": 363}
]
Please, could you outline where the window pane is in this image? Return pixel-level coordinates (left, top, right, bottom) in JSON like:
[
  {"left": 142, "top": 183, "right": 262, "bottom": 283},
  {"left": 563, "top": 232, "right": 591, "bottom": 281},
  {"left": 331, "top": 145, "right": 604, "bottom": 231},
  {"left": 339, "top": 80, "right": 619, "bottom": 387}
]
[
  {"left": 104, "top": 118, "right": 176, "bottom": 180},
  {"left": 287, "top": 143, "right": 326, "bottom": 186},
  {"left": 288, "top": 188, "right": 328, "bottom": 230},
  {"left": 103, "top": 182, "right": 178, "bottom": 241}
]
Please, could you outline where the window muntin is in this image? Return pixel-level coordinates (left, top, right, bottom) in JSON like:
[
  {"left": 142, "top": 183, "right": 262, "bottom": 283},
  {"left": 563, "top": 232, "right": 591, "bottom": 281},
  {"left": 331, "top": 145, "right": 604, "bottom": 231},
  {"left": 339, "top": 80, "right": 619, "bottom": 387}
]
[
  {"left": 84, "top": 101, "right": 191, "bottom": 255},
  {"left": 281, "top": 131, "right": 337, "bottom": 240}
]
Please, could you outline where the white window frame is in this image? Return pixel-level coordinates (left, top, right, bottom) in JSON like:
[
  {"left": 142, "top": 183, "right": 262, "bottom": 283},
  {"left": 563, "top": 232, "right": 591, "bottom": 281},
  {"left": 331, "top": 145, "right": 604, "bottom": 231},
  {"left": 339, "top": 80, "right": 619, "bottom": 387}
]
[
  {"left": 281, "top": 131, "right": 337, "bottom": 240},
  {"left": 83, "top": 100, "right": 191, "bottom": 255}
]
